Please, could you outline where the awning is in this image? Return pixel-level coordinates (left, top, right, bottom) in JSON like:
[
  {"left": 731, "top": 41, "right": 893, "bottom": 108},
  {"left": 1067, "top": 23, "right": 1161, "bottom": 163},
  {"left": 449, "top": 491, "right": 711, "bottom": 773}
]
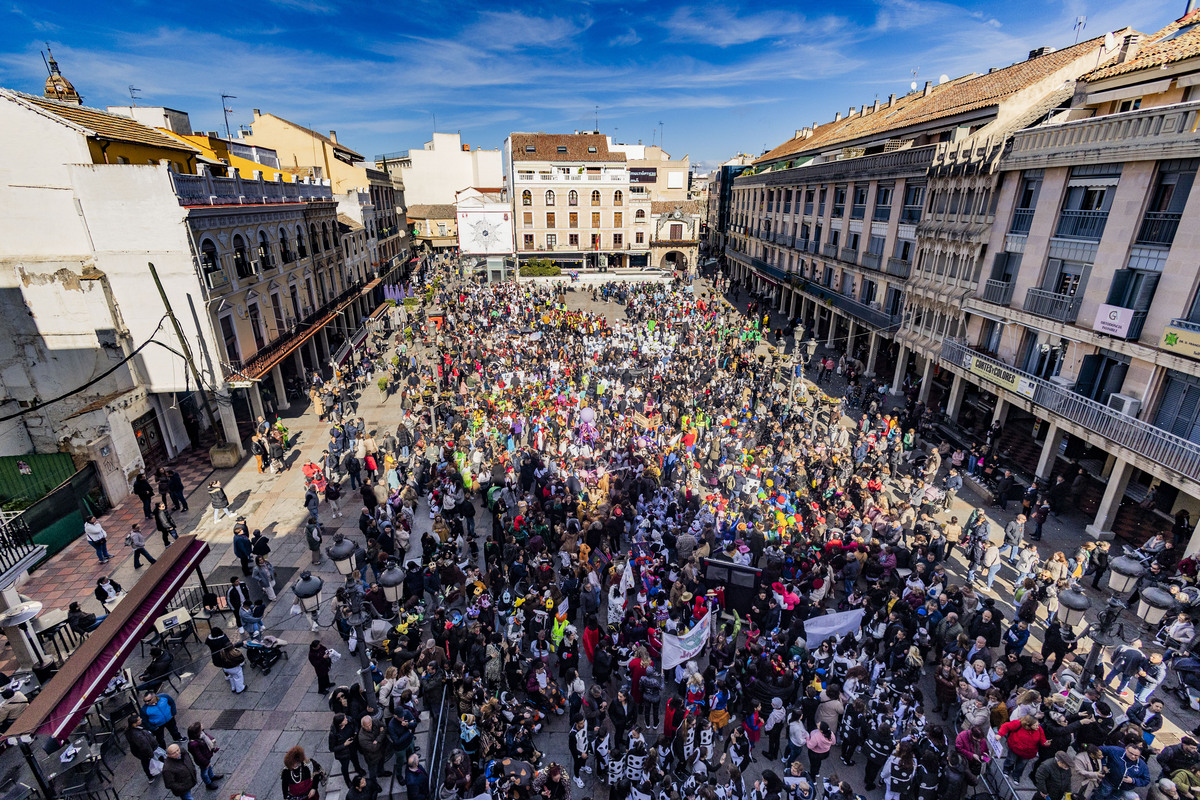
[
  {"left": 8, "top": 535, "right": 210, "bottom": 741},
  {"left": 237, "top": 289, "right": 367, "bottom": 380}
]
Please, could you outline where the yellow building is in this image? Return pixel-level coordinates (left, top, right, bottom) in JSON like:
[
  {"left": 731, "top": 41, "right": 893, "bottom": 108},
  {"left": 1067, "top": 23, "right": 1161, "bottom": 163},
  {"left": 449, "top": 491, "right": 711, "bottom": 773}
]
[
  {"left": 241, "top": 110, "right": 366, "bottom": 191},
  {"left": 156, "top": 130, "right": 298, "bottom": 182}
]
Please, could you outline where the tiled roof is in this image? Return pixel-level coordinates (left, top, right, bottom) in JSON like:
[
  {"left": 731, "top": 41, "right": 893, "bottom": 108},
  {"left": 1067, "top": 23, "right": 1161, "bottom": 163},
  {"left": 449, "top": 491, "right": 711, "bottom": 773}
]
[
  {"left": 258, "top": 113, "right": 364, "bottom": 159},
  {"left": 510, "top": 133, "right": 625, "bottom": 163},
  {"left": 651, "top": 200, "right": 703, "bottom": 215},
  {"left": 8, "top": 91, "right": 200, "bottom": 154},
  {"left": 337, "top": 213, "right": 364, "bottom": 230},
  {"left": 407, "top": 204, "right": 457, "bottom": 219},
  {"left": 755, "top": 33, "right": 1123, "bottom": 165},
  {"left": 1086, "top": 11, "right": 1200, "bottom": 80}
]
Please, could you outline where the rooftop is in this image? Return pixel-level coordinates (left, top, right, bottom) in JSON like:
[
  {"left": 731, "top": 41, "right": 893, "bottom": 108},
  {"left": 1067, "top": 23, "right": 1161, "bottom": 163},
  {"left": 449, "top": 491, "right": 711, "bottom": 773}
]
[
  {"left": 5, "top": 90, "right": 201, "bottom": 154},
  {"left": 651, "top": 199, "right": 704, "bottom": 215},
  {"left": 1086, "top": 10, "right": 1200, "bottom": 81},
  {"left": 407, "top": 204, "right": 458, "bottom": 220},
  {"left": 755, "top": 33, "right": 1123, "bottom": 165},
  {"left": 251, "top": 112, "right": 364, "bottom": 160},
  {"left": 510, "top": 132, "right": 625, "bottom": 163}
]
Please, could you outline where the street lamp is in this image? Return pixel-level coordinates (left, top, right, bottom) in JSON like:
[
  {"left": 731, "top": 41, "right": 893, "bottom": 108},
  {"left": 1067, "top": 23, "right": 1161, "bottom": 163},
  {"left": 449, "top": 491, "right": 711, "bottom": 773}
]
[
  {"left": 1077, "top": 556, "right": 1148, "bottom": 688},
  {"left": 1057, "top": 584, "right": 1090, "bottom": 627},
  {"left": 324, "top": 533, "right": 378, "bottom": 707},
  {"left": 378, "top": 560, "right": 405, "bottom": 618},
  {"left": 1107, "top": 556, "right": 1145, "bottom": 594},
  {"left": 1138, "top": 586, "right": 1175, "bottom": 629},
  {"left": 292, "top": 571, "right": 324, "bottom": 632}
]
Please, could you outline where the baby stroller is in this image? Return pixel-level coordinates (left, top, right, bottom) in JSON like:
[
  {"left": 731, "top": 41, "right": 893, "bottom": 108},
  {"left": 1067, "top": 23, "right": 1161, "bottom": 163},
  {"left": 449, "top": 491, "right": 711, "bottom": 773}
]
[{"left": 244, "top": 634, "right": 288, "bottom": 674}]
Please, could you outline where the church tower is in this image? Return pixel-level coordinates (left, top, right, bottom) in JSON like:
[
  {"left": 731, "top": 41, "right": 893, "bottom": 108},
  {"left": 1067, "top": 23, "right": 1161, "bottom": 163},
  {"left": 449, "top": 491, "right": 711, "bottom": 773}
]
[{"left": 43, "top": 48, "right": 81, "bottom": 104}]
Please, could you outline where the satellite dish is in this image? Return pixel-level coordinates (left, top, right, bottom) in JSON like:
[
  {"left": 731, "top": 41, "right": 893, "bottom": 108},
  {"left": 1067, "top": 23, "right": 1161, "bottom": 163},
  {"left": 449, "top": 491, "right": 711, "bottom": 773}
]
[
  {"left": 939, "top": 74, "right": 950, "bottom": 85},
  {"left": 1104, "top": 32, "right": 1116, "bottom": 50},
  {"left": 910, "top": 81, "right": 918, "bottom": 91},
  {"left": 0, "top": 601, "right": 43, "bottom": 627}
]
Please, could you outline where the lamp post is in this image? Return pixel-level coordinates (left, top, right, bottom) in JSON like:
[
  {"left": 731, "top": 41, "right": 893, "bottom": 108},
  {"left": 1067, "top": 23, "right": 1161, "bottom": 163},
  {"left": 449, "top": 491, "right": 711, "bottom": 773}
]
[
  {"left": 1078, "top": 556, "right": 1147, "bottom": 685},
  {"left": 292, "top": 571, "right": 324, "bottom": 632},
  {"left": 326, "top": 533, "right": 378, "bottom": 707},
  {"left": 378, "top": 559, "right": 405, "bottom": 619},
  {"left": 1138, "top": 586, "right": 1175, "bottom": 630}
]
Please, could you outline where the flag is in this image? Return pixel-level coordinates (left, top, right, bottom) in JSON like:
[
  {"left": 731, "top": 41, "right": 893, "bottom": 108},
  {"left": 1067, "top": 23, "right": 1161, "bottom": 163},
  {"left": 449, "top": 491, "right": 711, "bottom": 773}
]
[
  {"left": 662, "top": 609, "right": 712, "bottom": 670},
  {"left": 803, "top": 609, "right": 865, "bottom": 649}
]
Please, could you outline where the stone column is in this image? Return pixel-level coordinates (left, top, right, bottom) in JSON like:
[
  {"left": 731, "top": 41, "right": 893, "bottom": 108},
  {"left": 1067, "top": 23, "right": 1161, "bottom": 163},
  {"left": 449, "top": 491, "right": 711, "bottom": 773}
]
[
  {"left": 294, "top": 348, "right": 307, "bottom": 378},
  {"left": 789, "top": 291, "right": 799, "bottom": 319},
  {"left": 1035, "top": 421, "right": 1068, "bottom": 482},
  {"left": 216, "top": 392, "right": 245, "bottom": 457},
  {"left": 249, "top": 382, "right": 265, "bottom": 422},
  {"left": 945, "top": 372, "right": 966, "bottom": 419},
  {"left": 1183, "top": 513, "right": 1200, "bottom": 558},
  {"left": 317, "top": 326, "right": 331, "bottom": 368},
  {"left": 1085, "top": 456, "right": 1133, "bottom": 539},
  {"left": 991, "top": 397, "right": 1010, "bottom": 427},
  {"left": 891, "top": 345, "right": 910, "bottom": 394},
  {"left": 865, "top": 331, "right": 880, "bottom": 377},
  {"left": 917, "top": 355, "right": 934, "bottom": 404},
  {"left": 825, "top": 311, "right": 837, "bottom": 348},
  {"left": 305, "top": 338, "right": 320, "bottom": 376},
  {"left": 272, "top": 364, "right": 290, "bottom": 410}
]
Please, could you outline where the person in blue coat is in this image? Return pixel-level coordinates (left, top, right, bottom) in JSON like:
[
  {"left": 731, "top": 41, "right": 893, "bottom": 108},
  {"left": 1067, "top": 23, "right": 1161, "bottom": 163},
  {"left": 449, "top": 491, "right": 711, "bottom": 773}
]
[
  {"left": 1094, "top": 742, "right": 1151, "bottom": 800},
  {"left": 141, "top": 691, "right": 185, "bottom": 748}
]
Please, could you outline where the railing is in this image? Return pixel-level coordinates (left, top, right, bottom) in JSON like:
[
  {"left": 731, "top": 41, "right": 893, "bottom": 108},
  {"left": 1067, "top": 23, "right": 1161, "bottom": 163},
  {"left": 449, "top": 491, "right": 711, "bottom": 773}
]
[
  {"left": 1023, "top": 287, "right": 1082, "bottom": 322},
  {"left": 1009, "top": 208, "right": 1035, "bottom": 234},
  {"left": 850, "top": 204, "right": 866, "bottom": 220},
  {"left": 796, "top": 277, "right": 900, "bottom": 329},
  {"left": 724, "top": 246, "right": 790, "bottom": 283},
  {"left": 900, "top": 205, "right": 922, "bottom": 224},
  {"left": 860, "top": 252, "right": 881, "bottom": 270},
  {"left": 886, "top": 257, "right": 911, "bottom": 278},
  {"left": 1171, "top": 318, "right": 1200, "bottom": 333},
  {"left": 804, "top": 202, "right": 814, "bottom": 215},
  {"left": 1055, "top": 209, "right": 1109, "bottom": 240},
  {"left": 1136, "top": 211, "right": 1182, "bottom": 246},
  {"left": 983, "top": 278, "right": 1015, "bottom": 306},
  {"left": 805, "top": 240, "right": 819, "bottom": 254},
  {"left": 832, "top": 204, "right": 845, "bottom": 217},
  {"left": 374, "top": 149, "right": 410, "bottom": 161},
  {"left": 796, "top": 239, "right": 811, "bottom": 252},
  {"left": 170, "top": 170, "right": 332, "bottom": 206},
  {"left": 0, "top": 517, "right": 43, "bottom": 576},
  {"left": 1006, "top": 100, "right": 1200, "bottom": 169},
  {"left": 941, "top": 338, "right": 1200, "bottom": 481},
  {"left": 840, "top": 247, "right": 859, "bottom": 264},
  {"left": 873, "top": 206, "right": 892, "bottom": 222},
  {"left": 822, "top": 243, "right": 839, "bottom": 257}
]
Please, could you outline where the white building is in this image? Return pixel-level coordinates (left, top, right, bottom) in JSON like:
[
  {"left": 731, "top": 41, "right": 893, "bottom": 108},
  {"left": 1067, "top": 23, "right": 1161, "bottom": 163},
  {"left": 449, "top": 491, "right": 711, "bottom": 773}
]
[
  {"left": 456, "top": 187, "right": 514, "bottom": 283},
  {"left": 376, "top": 133, "right": 503, "bottom": 206}
]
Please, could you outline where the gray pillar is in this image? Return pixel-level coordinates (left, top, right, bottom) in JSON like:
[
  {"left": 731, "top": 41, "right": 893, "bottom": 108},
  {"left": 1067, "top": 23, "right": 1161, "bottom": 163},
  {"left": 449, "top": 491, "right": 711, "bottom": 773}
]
[
  {"left": 216, "top": 392, "right": 245, "bottom": 457},
  {"left": 991, "top": 398, "right": 1010, "bottom": 427},
  {"left": 945, "top": 372, "right": 966, "bottom": 419},
  {"left": 825, "top": 312, "right": 837, "bottom": 348},
  {"left": 306, "top": 338, "right": 319, "bottom": 375},
  {"left": 917, "top": 355, "right": 934, "bottom": 404},
  {"left": 249, "top": 382, "right": 265, "bottom": 421},
  {"left": 847, "top": 319, "right": 859, "bottom": 356},
  {"left": 865, "top": 331, "right": 880, "bottom": 377},
  {"left": 1085, "top": 457, "right": 1133, "bottom": 539},
  {"left": 272, "top": 364, "right": 290, "bottom": 410},
  {"left": 1035, "top": 421, "right": 1067, "bottom": 482},
  {"left": 294, "top": 348, "right": 306, "bottom": 378},
  {"left": 1184, "top": 514, "right": 1200, "bottom": 558},
  {"left": 891, "top": 345, "right": 910, "bottom": 394},
  {"left": 317, "top": 326, "right": 331, "bottom": 367}
]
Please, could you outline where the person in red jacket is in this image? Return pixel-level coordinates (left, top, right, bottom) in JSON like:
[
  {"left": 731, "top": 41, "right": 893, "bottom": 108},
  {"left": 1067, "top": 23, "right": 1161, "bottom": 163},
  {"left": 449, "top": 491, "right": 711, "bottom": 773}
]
[{"left": 999, "top": 714, "right": 1049, "bottom": 781}]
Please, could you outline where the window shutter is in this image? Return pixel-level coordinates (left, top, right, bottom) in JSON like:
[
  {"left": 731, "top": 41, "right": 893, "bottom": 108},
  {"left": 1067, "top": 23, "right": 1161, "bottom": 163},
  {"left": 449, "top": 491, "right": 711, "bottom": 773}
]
[
  {"left": 1098, "top": 361, "right": 1128, "bottom": 405},
  {"left": 1042, "top": 258, "right": 1063, "bottom": 291},
  {"left": 1073, "top": 354, "right": 1101, "bottom": 396},
  {"left": 1075, "top": 264, "right": 1092, "bottom": 296},
  {"left": 991, "top": 252, "right": 1009, "bottom": 280},
  {"left": 1106, "top": 270, "right": 1133, "bottom": 306},
  {"left": 1131, "top": 272, "right": 1161, "bottom": 312}
]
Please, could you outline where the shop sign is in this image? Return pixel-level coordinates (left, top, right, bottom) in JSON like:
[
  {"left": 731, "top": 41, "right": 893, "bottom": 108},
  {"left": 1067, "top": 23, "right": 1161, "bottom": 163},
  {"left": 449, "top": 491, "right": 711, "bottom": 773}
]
[
  {"left": 963, "top": 353, "right": 1037, "bottom": 400},
  {"left": 1093, "top": 303, "right": 1135, "bottom": 337},
  {"left": 629, "top": 167, "right": 657, "bottom": 184},
  {"left": 1162, "top": 323, "right": 1200, "bottom": 361}
]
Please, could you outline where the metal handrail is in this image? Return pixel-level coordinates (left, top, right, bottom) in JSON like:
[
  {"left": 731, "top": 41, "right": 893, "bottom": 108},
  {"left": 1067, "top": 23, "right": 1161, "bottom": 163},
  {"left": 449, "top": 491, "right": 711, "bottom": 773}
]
[
  {"left": 983, "top": 278, "right": 1015, "bottom": 306},
  {"left": 1054, "top": 208, "right": 1108, "bottom": 240},
  {"left": 941, "top": 338, "right": 1200, "bottom": 479},
  {"left": 1137, "top": 211, "right": 1182, "bottom": 245},
  {"left": 1023, "top": 287, "right": 1082, "bottom": 322}
]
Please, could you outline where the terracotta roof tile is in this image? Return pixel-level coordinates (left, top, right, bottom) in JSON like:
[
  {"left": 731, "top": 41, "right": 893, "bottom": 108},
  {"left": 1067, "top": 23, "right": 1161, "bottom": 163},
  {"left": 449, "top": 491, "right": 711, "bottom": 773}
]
[
  {"left": 510, "top": 133, "right": 625, "bottom": 163},
  {"left": 9, "top": 91, "right": 200, "bottom": 154},
  {"left": 755, "top": 33, "right": 1122, "bottom": 165},
  {"left": 1086, "top": 11, "right": 1200, "bottom": 80},
  {"left": 407, "top": 204, "right": 457, "bottom": 219}
]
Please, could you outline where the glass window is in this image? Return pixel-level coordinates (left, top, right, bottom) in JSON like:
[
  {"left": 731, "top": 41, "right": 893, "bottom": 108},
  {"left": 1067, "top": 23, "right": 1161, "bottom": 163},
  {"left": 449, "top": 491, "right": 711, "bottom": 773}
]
[
  {"left": 569, "top": 190, "right": 578, "bottom": 206},
  {"left": 545, "top": 190, "right": 555, "bottom": 206},
  {"left": 522, "top": 190, "right": 532, "bottom": 206},
  {"left": 591, "top": 190, "right": 601, "bottom": 206}
]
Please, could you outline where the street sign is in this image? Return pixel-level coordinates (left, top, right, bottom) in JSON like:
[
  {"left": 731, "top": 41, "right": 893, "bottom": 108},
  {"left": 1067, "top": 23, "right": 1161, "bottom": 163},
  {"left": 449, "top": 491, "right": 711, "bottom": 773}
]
[{"left": 228, "top": 380, "right": 254, "bottom": 389}]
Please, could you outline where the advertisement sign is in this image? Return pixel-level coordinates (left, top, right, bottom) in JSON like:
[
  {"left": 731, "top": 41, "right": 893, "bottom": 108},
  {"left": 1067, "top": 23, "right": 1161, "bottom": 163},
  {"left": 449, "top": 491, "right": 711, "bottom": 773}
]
[
  {"left": 963, "top": 354, "right": 1037, "bottom": 399},
  {"left": 1094, "top": 303, "right": 1135, "bottom": 338},
  {"left": 1162, "top": 323, "right": 1200, "bottom": 361},
  {"left": 662, "top": 608, "right": 711, "bottom": 669},
  {"left": 629, "top": 167, "right": 658, "bottom": 184}
]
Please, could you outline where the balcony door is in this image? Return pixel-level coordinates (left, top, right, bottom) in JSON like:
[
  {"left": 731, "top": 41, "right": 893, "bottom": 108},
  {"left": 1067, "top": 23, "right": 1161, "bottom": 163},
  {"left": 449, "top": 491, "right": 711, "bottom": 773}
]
[
  {"left": 271, "top": 292, "right": 286, "bottom": 334},
  {"left": 219, "top": 315, "right": 240, "bottom": 363},
  {"left": 248, "top": 302, "right": 266, "bottom": 351},
  {"left": 1074, "top": 350, "right": 1129, "bottom": 404},
  {"left": 1154, "top": 370, "right": 1200, "bottom": 445},
  {"left": 1042, "top": 258, "right": 1089, "bottom": 296}
]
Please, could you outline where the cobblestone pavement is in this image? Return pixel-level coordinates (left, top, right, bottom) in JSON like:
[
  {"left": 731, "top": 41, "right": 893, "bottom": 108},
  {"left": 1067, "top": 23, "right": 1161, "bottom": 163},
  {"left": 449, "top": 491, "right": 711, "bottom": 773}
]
[{"left": 15, "top": 271, "right": 1194, "bottom": 800}]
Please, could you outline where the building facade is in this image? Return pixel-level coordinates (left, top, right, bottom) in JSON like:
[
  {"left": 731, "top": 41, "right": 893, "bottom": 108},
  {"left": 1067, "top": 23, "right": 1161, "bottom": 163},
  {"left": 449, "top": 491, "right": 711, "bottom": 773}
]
[
  {"left": 375, "top": 133, "right": 503, "bottom": 206},
  {"left": 456, "top": 188, "right": 514, "bottom": 283}
]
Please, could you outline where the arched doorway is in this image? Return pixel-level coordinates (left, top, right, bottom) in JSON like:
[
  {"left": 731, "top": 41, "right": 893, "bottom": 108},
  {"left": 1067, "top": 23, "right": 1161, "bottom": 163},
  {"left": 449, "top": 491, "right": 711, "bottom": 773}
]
[{"left": 660, "top": 251, "right": 687, "bottom": 271}]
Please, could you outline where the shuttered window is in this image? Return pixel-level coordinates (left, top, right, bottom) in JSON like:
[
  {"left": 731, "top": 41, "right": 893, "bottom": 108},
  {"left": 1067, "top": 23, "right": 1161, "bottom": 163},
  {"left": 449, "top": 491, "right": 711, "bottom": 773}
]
[{"left": 1155, "top": 370, "right": 1200, "bottom": 445}]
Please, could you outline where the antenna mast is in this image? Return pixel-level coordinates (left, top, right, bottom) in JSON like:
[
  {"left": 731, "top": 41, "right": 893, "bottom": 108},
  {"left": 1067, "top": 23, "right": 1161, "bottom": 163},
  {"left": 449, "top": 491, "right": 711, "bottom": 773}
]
[
  {"left": 129, "top": 85, "right": 142, "bottom": 106},
  {"left": 221, "top": 93, "right": 237, "bottom": 141}
]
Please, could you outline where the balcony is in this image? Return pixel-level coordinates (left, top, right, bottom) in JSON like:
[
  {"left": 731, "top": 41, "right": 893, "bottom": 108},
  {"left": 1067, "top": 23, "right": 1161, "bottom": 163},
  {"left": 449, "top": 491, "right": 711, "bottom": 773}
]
[
  {"left": 822, "top": 243, "right": 839, "bottom": 258},
  {"left": 1023, "top": 287, "right": 1082, "bottom": 322},
  {"left": 783, "top": 203, "right": 792, "bottom": 214},
  {"left": 886, "top": 257, "right": 911, "bottom": 278},
  {"left": 723, "top": 246, "right": 789, "bottom": 283},
  {"left": 796, "top": 239, "right": 811, "bottom": 252},
  {"left": 861, "top": 252, "right": 881, "bottom": 270},
  {"left": 850, "top": 204, "right": 866, "bottom": 220},
  {"left": 873, "top": 206, "right": 892, "bottom": 222},
  {"left": 804, "top": 202, "right": 814, "bottom": 215},
  {"left": 1009, "top": 208, "right": 1035, "bottom": 235},
  {"left": 832, "top": 204, "right": 845, "bottom": 217},
  {"left": 840, "top": 247, "right": 859, "bottom": 265},
  {"left": 796, "top": 277, "right": 900, "bottom": 329},
  {"left": 1136, "top": 211, "right": 1182, "bottom": 246},
  {"left": 941, "top": 338, "right": 1200, "bottom": 482},
  {"left": 1006, "top": 100, "right": 1200, "bottom": 170},
  {"left": 982, "top": 278, "right": 1015, "bottom": 306},
  {"left": 900, "top": 205, "right": 922, "bottom": 224},
  {"left": 0, "top": 518, "right": 45, "bottom": 584},
  {"left": 170, "top": 169, "right": 332, "bottom": 206},
  {"left": 1055, "top": 209, "right": 1108, "bottom": 241}
]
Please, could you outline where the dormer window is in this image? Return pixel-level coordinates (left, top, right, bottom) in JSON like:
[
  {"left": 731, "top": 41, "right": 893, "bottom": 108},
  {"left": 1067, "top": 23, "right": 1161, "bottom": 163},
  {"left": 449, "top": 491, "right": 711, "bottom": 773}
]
[
  {"left": 557, "top": 146, "right": 567, "bottom": 153},
  {"left": 587, "top": 146, "right": 597, "bottom": 153},
  {"left": 525, "top": 145, "right": 536, "bottom": 153}
]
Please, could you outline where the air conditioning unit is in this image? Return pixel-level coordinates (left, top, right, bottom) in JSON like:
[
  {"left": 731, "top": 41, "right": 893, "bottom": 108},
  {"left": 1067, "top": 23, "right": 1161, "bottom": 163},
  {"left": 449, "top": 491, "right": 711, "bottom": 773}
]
[
  {"left": 250, "top": 260, "right": 262, "bottom": 273},
  {"left": 1048, "top": 375, "right": 1074, "bottom": 389},
  {"left": 1107, "top": 392, "right": 1142, "bottom": 417}
]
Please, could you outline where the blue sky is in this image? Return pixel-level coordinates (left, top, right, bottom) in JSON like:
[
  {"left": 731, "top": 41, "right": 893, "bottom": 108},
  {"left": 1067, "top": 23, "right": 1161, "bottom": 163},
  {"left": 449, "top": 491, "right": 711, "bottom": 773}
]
[{"left": 0, "top": 0, "right": 1182, "bottom": 171}]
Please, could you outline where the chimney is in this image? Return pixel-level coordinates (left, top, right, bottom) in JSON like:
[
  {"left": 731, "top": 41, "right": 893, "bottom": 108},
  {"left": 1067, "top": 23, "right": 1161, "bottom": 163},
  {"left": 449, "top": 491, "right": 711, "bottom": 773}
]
[
  {"left": 1117, "top": 33, "right": 1144, "bottom": 63},
  {"left": 888, "top": 93, "right": 896, "bottom": 107},
  {"left": 834, "top": 111, "right": 842, "bottom": 122},
  {"left": 923, "top": 81, "right": 932, "bottom": 97},
  {"left": 252, "top": 108, "right": 260, "bottom": 117},
  {"left": 1027, "top": 46, "right": 1056, "bottom": 59},
  {"left": 872, "top": 98, "right": 880, "bottom": 113},
  {"left": 329, "top": 130, "right": 338, "bottom": 143},
  {"left": 849, "top": 106, "right": 857, "bottom": 116},
  {"left": 812, "top": 120, "right": 819, "bottom": 131}
]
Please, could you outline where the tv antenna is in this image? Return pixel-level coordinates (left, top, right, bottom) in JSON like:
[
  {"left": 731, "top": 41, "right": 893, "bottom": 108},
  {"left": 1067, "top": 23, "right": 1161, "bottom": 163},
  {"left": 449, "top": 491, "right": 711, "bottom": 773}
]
[
  {"left": 910, "top": 67, "right": 919, "bottom": 92},
  {"left": 128, "top": 85, "right": 142, "bottom": 106},
  {"left": 221, "top": 93, "right": 237, "bottom": 141},
  {"left": 658, "top": 120, "right": 664, "bottom": 151},
  {"left": 1074, "top": 16, "right": 1087, "bottom": 43},
  {"left": 594, "top": 104, "right": 599, "bottom": 131}
]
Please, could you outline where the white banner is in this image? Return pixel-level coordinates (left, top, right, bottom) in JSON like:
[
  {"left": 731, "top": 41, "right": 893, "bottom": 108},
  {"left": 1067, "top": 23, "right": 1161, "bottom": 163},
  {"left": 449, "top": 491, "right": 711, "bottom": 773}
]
[
  {"left": 662, "top": 610, "right": 712, "bottom": 670},
  {"left": 804, "top": 609, "right": 865, "bottom": 649}
]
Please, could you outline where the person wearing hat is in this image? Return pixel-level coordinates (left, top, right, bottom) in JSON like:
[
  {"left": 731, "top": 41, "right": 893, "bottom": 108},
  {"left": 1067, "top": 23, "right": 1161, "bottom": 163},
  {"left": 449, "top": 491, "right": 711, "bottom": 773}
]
[
  {"left": 763, "top": 697, "right": 787, "bottom": 761},
  {"left": 1033, "top": 751, "right": 1073, "bottom": 800}
]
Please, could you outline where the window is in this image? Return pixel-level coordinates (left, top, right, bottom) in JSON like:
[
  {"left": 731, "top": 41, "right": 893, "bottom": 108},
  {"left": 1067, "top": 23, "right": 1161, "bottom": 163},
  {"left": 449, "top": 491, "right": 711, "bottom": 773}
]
[
  {"left": 569, "top": 233, "right": 579, "bottom": 246},
  {"left": 546, "top": 212, "right": 556, "bottom": 228},
  {"left": 614, "top": 212, "right": 622, "bottom": 227},
  {"left": 547, "top": 234, "right": 557, "bottom": 248},
  {"left": 296, "top": 227, "right": 308, "bottom": 258},
  {"left": 569, "top": 212, "right": 578, "bottom": 228},
  {"left": 1117, "top": 98, "right": 1142, "bottom": 113},
  {"left": 635, "top": 209, "right": 645, "bottom": 219},
  {"left": 322, "top": 223, "right": 332, "bottom": 251},
  {"left": 219, "top": 315, "right": 240, "bottom": 361},
  {"left": 1155, "top": 371, "right": 1200, "bottom": 445},
  {"left": 867, "top": 235, "right": 885, "bottom": 256},
  {"left": 310, "top": 224, "right": 321, "bottom": 252},
  {"left": 523, "top": 212, "right": 533, "bottom": 226},
  {"left": 557, "top": 146, "right": 568, "bottom": 153},
  {"left": 257, "top": 230, "right": 274, "bottom": 267},
  {"left": 591, "top": 190, "right": 601, "bottom": 206},
  {"left": 591, "top": 233, "right": 600, "bottom": 249},
  {"left": 279, "top": 229, "right": 293, "bottom": 263},
  {"left": 523, "top": 234, "right": 535, "bottom": 249},
  {"left": 592, "top": 212, "right": 601, "bottom": 228},
  {"left": 525, "top": 145, "right": 536, "bottom": 153},
  {"left": 200, "top": 239, "right": 221, "bottom": 276},
  {"left": 613, "top": 233, "right": 623, "bottom": 247},
  {"left": 901, "top": 184, "right": 924, "bottom": 223},
  {"left": 587, "top": 146, "right": 597, "bottom": 153},
  {"left": 833, "top": 186, "right": 847, "bottom": 216},
  {"left": 614, "top": 190, "right": 623, "bottom": 206},
  {"left": 635, "top": 232, "right": 644, "bottom": 244},
  {"left": 670, "top": 223, "right": 684, "bottom": 241},
  {"left": 437, "top": 223, "right": 447, "bottom": 236},
  {"left": 522, "top": 190, "right": 532, "bottom": 206},
  {"left": 546, "top": 190, "right": 555, "bottom": 206},
  {"left": 232, "top": 235, "right": 252, "bottom": 279},
  {"left": 1011, "top": 174, "right": 1042, "bottom": 233},
  {"left": 1139, "top": 159, "right": 1197, "bottom": 245},
  {"left": 851, "top": 186, "right": 868, "bottom": 219},
  {"left": 248, "top": 302, "right": 265, "bottom": 350},
  {"left": 568, "top": 190, "right": 578, "bottom": 206}
]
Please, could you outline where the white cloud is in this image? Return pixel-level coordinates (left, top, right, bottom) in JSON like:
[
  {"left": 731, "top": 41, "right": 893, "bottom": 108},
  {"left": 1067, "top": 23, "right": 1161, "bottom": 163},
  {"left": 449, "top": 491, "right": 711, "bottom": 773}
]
[
  {"left": 610, "top": 28, "right": 641, "bottom": 47},
  {"left": 661, "top": 7, "right": 812, "bottom": 47}
]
